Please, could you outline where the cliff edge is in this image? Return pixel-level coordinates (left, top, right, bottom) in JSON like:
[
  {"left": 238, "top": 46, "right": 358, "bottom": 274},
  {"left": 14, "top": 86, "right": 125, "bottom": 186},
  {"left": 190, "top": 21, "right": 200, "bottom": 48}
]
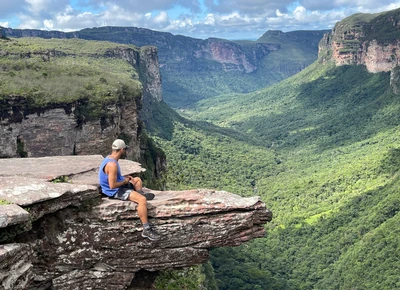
[
  {"left": 318, "top": 8, "right": 400, "bottom": 73},
  {"left": 0, "top": 155, "right": 272, "bottom": 290}
]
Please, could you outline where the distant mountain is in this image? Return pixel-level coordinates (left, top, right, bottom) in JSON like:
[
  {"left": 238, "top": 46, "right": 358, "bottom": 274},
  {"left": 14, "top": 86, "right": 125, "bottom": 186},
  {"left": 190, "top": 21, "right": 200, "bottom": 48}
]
[
  {"left": 258, "top": 29, "right": 329, "bottom": 47},
  {"left": 1, "top": 26, "right": 327, "bottom": 108}
]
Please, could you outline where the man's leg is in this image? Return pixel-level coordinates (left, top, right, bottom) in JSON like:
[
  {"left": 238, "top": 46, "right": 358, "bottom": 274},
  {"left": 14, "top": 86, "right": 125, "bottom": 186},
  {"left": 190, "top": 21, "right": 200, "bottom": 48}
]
[
  {"left": 131, "top": 177, "right": 142, "bottom": 191},
  {"left": 128, "top": 190, "right": 160, "bottom": 241},
  {"left": 131, "top": 177, "right": 155, "bottom": 200},
  {"left": 128, "top": 191, "right": 148, "bottom": 224}
]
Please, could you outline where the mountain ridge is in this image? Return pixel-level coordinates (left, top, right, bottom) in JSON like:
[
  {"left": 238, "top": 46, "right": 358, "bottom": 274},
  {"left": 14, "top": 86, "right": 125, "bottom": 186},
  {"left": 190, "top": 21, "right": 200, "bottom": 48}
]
[{"left": 1, "top": 25, "right": 326, "bottom": 107}]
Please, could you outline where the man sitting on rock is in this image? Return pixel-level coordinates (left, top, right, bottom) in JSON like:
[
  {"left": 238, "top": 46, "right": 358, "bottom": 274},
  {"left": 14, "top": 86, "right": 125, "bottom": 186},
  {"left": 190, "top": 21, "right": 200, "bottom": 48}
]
[{"left": 99, "top": 139, "right": 160, "bottom": 241}]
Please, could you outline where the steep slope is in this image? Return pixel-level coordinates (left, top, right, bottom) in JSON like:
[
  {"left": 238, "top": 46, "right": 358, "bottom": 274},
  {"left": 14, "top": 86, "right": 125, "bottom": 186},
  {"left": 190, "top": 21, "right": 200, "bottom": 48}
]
[
  {"left": 1, "top": 26, "right": 325, "bottom": 108},
  {"left": 155, "top": 58, "right": 400, "bottom": 290},
  {"left": 150, "top": 8, "right": 400, "bottom": 290}
]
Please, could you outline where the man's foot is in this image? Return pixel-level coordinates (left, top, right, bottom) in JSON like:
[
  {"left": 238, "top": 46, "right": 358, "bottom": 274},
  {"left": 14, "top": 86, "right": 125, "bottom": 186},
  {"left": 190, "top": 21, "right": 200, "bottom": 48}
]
[
  {"left": 142, "top": 226, "right": 161, "bottom": 241},
  {"left": 137, "top": 190, "right": 155, "bottom": 200}
]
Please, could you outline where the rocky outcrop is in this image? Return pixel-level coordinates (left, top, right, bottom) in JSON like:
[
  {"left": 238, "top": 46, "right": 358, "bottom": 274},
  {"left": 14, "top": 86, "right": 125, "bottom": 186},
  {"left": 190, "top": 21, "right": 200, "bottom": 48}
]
[
  {"left": 317, "top": 8, "right": 400, "bottom": 95},
  {"left": 138, "top": 47, "right": 163, "bottom": 102},
  {"left": 318, "top": 8, "right": 400, "bottom": 73},
  {"left": 319, "top": 30, "right": 400, "bottom": 72},
  {"left": 0, "top": 38, "right": 164, "bottom": 167},
  {"left": 0, "top": 156, "right": 272, "bottom": 290}
]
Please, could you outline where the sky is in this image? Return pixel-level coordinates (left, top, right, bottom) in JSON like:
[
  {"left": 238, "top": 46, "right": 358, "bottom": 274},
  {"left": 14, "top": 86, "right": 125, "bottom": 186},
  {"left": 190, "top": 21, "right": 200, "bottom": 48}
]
[{"left": 1, "top": 0, "right": 400, "bottom": 40}]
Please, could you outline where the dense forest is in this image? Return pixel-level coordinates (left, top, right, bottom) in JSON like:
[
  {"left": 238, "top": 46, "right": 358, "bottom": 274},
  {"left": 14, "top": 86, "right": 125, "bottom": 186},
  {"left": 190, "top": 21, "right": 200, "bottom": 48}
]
[{"left": 148, "top": 60, "right": 400, "bottom": 289}]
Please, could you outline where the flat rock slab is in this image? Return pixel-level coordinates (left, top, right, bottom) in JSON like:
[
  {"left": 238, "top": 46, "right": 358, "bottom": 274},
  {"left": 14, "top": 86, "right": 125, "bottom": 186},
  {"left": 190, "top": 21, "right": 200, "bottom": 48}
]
[
  {"left": 149, "top": 189, "right": 264, "bottom": 217},
  {"left": 0, "top": 204, "right": 30, "bottom": 228},
  {"left": 97, "top": 189, "right": 267, "bottom": 219},
  {"left": 0, "top": 155, "right": 144, "bottom": 184},
  {"left": 0, "top": 176, "right": 97, "bottom": 206}
]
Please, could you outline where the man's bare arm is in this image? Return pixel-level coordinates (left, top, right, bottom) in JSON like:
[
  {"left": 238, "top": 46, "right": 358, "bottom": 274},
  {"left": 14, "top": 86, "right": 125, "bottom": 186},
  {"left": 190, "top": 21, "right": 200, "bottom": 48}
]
[{"left": 105, "top": 162, "right": 129, "bottom": 189}]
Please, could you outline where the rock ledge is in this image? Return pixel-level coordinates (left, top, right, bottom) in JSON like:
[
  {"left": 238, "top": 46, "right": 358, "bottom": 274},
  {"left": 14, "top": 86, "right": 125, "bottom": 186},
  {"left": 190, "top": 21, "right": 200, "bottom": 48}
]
[{"left": 0, "top": 156, "right": 272, "bottom": 290}]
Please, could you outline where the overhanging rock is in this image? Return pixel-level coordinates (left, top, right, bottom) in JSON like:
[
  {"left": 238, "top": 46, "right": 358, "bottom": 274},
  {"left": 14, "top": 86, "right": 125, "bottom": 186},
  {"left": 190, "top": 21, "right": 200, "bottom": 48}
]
[{"left": 0, "top": 156, "right": 272, "bottom": 290}]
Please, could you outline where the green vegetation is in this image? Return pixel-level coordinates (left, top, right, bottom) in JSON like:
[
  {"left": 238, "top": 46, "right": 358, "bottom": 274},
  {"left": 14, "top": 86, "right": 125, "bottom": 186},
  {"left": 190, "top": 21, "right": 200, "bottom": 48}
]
[
  {"left": 0, "top": 199, "right": 11, "bottom": 205},
  {"left": 149, "top": 58, "right": 400, "bottom": 289},
  {"left": 155, "top": 264, "right": 218, "bottom": 290},
  {"left": 257, "top": 30, "right": 328, "bottom": 52},
  {"left": 331, "top": 8, "right": 400, "bottom": 44},
  {"left": 0, "top": 38, "right": 141, "bottom": 114},
  {"left": 332, "top": 12, "right": 380, "bottom": 38},
  {"left": 51, "top": 175, "right": 69, "bottom": 183},
  {"left": 362, "top": 8, "right": 400, "bottom": 43}
]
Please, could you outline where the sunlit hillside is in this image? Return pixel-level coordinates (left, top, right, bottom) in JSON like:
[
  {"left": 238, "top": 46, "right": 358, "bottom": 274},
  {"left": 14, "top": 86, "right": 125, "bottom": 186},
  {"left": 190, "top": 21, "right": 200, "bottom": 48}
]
[{"left": 151, "top": 57, "right": 400, "bottom": 289}]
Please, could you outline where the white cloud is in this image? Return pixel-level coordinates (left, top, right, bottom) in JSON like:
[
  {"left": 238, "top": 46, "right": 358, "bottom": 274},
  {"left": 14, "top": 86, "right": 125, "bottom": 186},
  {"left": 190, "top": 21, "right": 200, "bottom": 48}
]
[
  {"left": 204, "top": 0, "right": 294, "bottom": 16},
  {"left": 43, "top": 19, "right": 54, "bottom": 30},
  {"left": 25, "top": 0, "right": 50, "bottom": 14},
  {"left": 300, "top": 0, "right": 400, "bottom": 11},
  {"left": 163, "top": 17, "right": 195, "bottom": 33},
  {"left": 23, "top": 0, "right": 70, "bottom": 15},
  {"left": 293, "top": 6, "right": 308, "bottom": 22},
  {"left": 2, "top": 1, "right": 400, "bottom": 39},
  {"left": 154, "top": 11, "right": 169, "bottom": 24},
  {"left": 18, "top": 15, "right": 43, "bottom": 29},
  {"left": 0, "top": 22, "right": 10, "bottom": 28},
  {"left": 92, "top": 0, "right": 202, "bottom": 14},
  {"left": 204, "top": 14, "right": 216, "bottom": 25},
  {"left": 276, "top": 9, "right": 287, "bottom": 17}
]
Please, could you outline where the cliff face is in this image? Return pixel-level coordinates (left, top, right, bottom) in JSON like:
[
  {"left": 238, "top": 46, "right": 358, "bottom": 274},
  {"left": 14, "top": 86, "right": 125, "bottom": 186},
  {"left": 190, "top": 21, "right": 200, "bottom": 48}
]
[
  {"left": 0, "top": 42, "right": 162, "bottom": 162},
  {"left": 73, "top": 27, "right": 280, "bottom": 74},
  {"left": 319, "top": 30, "right": 400, "bottom": 73},
  {"left": 0, "top": 97, "right": 140, "bottom": 160},
  {"left": 204, "top": 40, "right": 278, "bottom": 73},
  {"left": 162, "top": 37, "right": 279, "bottom": 74},
  {"left": 2, "top": 26, "right": 278, "bottom": 74},
  {"left": 0, "top": 156, "right": 272, "bottom": 290},
  {"left": 318, "top": 9, "right": 400, "bottom": 73},
  {"left": 1, "top": 27, "right": 68, "bottom": 39},
  {"left": 105, "top": 46, "right": 162, "bottom": 102}
]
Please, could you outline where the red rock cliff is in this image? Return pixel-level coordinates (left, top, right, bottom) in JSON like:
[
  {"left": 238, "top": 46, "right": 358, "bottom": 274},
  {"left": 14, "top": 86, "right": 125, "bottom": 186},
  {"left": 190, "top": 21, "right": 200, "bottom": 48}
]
[{"left": 319, "top": 8, "right": 400, "bottom": 73}]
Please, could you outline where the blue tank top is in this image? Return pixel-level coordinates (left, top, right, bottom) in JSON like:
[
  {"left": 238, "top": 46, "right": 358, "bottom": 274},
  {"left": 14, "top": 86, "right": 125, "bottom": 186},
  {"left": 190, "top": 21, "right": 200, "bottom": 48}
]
[{"left": 99, "top": 157, "right": 125, "bottom": 197}]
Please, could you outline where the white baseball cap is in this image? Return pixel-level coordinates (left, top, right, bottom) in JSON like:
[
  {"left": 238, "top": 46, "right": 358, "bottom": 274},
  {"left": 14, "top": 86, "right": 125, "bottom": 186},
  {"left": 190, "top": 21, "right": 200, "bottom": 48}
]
[{"left": 112, "top": 139, "right": 129, "bottom": 150}]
